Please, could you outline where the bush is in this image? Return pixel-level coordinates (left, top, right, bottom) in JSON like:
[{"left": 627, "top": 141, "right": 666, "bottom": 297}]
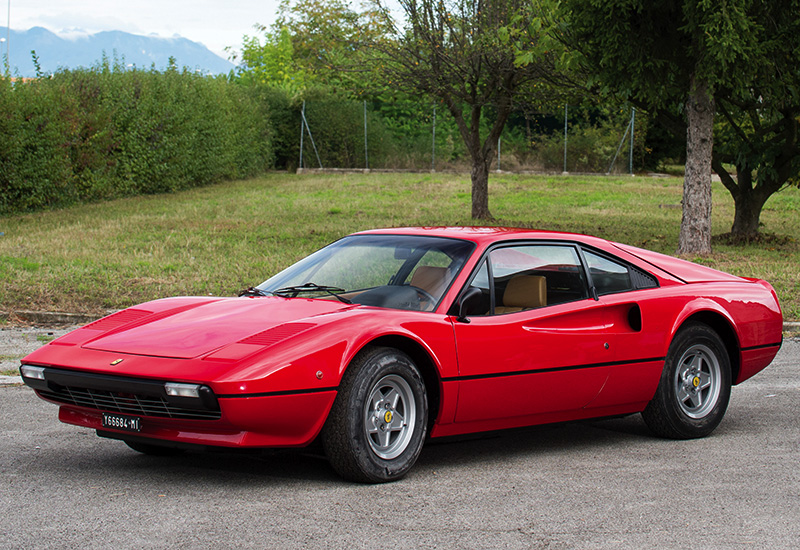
[
  {"left": 529, "top": 114, "right": 650, "bottom": 174},
  {"left": 0, "top": 64, "right": 273, "bottom": 214}
]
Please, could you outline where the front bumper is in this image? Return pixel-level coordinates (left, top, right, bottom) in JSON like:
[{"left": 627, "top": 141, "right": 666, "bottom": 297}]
[{"left": 23, "top": 366, "right": 337, "bottom": 448}]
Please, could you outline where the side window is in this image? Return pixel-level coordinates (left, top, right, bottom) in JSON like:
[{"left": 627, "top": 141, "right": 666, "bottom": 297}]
[
  {"left": 583, "top": 250, "right": 633, "bottom": 295},
  {"left": 463, "top": 260, "right": 492, "bottom": 316},
  {"left": 490, "top": 245, "right": 587, "bottom": 313}
]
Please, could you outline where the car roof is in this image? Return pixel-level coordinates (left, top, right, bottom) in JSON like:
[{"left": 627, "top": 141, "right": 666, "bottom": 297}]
[{"left": 355, "top": 226, "right": 612, "bottom": 248}]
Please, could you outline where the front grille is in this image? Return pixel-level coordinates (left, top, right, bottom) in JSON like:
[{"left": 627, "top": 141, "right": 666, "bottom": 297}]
[{"left": 39, "top": 386, "right": 221, "bottom": 420}]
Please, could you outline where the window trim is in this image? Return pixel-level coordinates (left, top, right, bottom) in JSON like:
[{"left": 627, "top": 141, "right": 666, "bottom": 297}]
[
  {"left": 578, "top": 245, "right": 661, "bottom": 297},
  {"left": 453, "top": 240, "right": 592, "bottom": 316}
]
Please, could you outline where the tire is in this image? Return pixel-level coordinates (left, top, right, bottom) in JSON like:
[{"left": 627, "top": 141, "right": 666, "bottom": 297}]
[
  {"left": 642, "top": 322, "right": 732, "bottom": 439},
  {"left": 322, "top": 346, "right": 428, "bottom": 483},
  {"left": 125, "top": 440, "right": 186, "bottom": 456}
]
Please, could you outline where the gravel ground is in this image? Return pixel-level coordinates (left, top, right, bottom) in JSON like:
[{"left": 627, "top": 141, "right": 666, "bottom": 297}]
[{"left": 0, "top": 325, "right": 79, "bottom": 384}]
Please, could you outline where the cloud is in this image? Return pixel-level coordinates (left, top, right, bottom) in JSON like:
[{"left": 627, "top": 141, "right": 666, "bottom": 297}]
[
  {"left": 27, "top": 13, "right": 145, "bottom": 36},
  {"left": 10, "top": 0, "right": 281, "bottom": 58}
]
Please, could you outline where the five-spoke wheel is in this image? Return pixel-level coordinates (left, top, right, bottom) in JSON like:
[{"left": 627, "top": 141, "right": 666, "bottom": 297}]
[
  {"left": 322, "top": 346, "right": 428, "bottom": 483},
  {"left": 673, "top": 343, "right": 722, "bottom": 419},
  {"left": 364, "top": 374, "right": 417, "bottom": 460},
  {"left": 643, "top": 323, "right": 731, "bottom": 439}
]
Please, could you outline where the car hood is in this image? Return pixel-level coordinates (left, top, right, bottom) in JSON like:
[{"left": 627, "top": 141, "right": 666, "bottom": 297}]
[{"left": 80, "top": 296, "right": 353, "bottom": 359}]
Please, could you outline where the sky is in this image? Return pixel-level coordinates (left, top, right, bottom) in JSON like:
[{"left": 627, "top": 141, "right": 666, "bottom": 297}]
[{"left": 6, "top": 0, "right": 282, "bottom": 60}]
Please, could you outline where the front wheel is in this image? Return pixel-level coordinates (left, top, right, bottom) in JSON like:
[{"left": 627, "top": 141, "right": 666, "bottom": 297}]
[
  {"left": 642, "top": 323, "right": 731, "bottom": 439},
  {"left": 322, "top": 346, "right": 428, "bottom": 483}
]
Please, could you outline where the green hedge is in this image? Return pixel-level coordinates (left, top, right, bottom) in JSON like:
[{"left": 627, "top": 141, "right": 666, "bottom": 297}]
[
  {"left": 0, "top": 65, "right": 272, "bottom": 214},
  {"left": 255, "top": 85, "right": 466, "bottom": 172},
  {"left": 0, "top": 63, "right": 662, "bottom": 217}
]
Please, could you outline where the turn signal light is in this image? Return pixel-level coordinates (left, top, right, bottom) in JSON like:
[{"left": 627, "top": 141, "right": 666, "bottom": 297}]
[
  {"left": 20, "top": 365, "right": 46, "bottom": 380},
  {"left": 164, "top": 382, "right": 201, "bottom": 398}
]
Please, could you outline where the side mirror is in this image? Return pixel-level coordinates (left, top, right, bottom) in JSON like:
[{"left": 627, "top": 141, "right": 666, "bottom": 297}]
[{"left": 455, "top": 287, "right": 483, "bottom": 323}]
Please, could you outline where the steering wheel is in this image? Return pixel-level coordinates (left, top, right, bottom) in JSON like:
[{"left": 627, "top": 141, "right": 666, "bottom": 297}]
[{"left": 410, "top": 286, "right": 437, "bottom": 309}]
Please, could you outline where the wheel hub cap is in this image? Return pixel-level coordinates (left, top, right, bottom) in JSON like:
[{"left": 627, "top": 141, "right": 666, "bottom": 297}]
[
  {"left": 364, "top": 374, "right": 416, "bottom": 460},
  {"left": 673, "top": 344, "right": 722, "bottom": 419}
]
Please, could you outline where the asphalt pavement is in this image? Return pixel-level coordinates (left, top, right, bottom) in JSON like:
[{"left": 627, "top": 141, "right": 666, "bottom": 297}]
[{"left": 1, "top": 333, "right": 798, "bottom": 549}]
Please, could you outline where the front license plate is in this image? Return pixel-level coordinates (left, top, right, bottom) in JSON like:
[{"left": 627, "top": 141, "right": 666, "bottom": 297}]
[{"left": 102, "top": 413, "right": 142, "bottom": 433}]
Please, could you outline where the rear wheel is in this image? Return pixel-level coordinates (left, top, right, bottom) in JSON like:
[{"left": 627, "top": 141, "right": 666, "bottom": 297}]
[
  {"left": 322, "top": 346, "right": 428, "bottom": 483},
  {"left": 642, "top": 323, "right": 731, "bottom": 439}
]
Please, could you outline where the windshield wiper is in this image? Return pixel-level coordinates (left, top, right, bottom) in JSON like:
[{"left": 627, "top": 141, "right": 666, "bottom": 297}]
[
  {"left": 274, "top": 282, "right": 352, "bottom": 304},
  {"left": 238, "top": 287, "right": 272, "bottom": 297}
]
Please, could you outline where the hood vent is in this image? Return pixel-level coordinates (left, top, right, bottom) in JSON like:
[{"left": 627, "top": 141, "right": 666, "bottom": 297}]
[
  {"left": 238, "top": 323, "right": 316, "bottom": 347},
  {"left": 84, "top": 309, "right": 153, "bottom": 331}
]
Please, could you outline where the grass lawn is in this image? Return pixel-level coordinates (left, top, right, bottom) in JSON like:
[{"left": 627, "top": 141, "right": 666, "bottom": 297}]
[{"left": 1, "top": 172, "right": 798, "bottom": 321}]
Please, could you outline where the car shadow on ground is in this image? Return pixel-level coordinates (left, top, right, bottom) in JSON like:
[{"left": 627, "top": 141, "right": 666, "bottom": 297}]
[
  {"left": 415, "top": 413, "right": 654, "bottom": 470},
  {"left": 23, "top": 413, "right": 663, "bottom": 486}
]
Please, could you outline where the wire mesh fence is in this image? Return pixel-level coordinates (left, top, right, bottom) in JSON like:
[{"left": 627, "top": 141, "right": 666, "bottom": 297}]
[{"left": 294, "top": 99, "right": 643, "bottom": 175}]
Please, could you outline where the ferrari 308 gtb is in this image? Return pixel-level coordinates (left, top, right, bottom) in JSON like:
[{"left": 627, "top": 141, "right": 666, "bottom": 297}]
[{"left": 21, "top": 227, "right": 783, "bottom": 482}]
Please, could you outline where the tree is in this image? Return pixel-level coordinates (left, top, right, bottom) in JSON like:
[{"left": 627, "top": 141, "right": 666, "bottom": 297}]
[
  {"left": 710, "top": 0, "right": 800, "bottom": 239},
  {"left": 233, "top": 1, "right": 388, "bottom": 92},
  {"left": 375, "top": 0, "right": 558, "bottom": 219},
  {"left": 558, "top": 0, "right": 766, "bottom": 254},
  {"left": 236, "top": 26, "right": 311, "bottom": 92}
]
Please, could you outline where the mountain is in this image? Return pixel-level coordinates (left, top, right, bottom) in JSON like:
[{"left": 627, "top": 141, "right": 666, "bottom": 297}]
[{"left": 6, "top": 27, "right": 235, "bottom": 77}]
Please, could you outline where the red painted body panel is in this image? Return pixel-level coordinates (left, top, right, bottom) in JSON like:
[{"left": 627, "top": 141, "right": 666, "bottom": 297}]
[
  {"left": 57, "top": 390, "right": 336, "bottom": 447},
  {"left": 22, "top": 227, "right": 783, "bottom": 451},
  {"left": 612, "top": 243, "right": 746, "bottom": 283}
]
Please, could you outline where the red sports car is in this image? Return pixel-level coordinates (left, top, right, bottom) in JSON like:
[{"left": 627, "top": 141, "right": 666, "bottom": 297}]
[{"left": 21, "top": 227, "right": 783, "bottom": 482}]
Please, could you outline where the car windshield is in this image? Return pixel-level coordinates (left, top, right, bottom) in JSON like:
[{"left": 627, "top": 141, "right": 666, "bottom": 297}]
[{"left": 257, "top": 234, "right": 475, "bottom": 312}]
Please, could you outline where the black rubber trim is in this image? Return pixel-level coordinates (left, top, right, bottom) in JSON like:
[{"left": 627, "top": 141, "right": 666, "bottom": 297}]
[
  {"left": 741, "top": 342, "right": 782, "bottom": 352},
  {"left": 217, "top": 386, "right": 338, "bottom": 399},
  {"left": 21, "top": 366, "right": 218, "bottom": 411},
  {"left": 443, "top": 357, "right": 665, "bottom": 382}
]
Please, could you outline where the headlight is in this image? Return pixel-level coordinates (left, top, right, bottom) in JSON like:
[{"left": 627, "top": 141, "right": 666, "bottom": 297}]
[{"left": 20, "top": 365, "right": 46, "bottom": 380}]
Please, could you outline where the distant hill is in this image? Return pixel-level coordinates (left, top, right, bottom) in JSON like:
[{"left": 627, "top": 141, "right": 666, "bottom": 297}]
[{"left": 6, "top": 27, "right": 235, "bottom": 77}]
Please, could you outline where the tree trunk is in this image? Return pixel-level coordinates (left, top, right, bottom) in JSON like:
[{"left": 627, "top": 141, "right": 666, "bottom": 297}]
[
  {"left": 677, "top": 73, "right": 714, "bottom": 255},
  {"left": 470, "top": 152, "right": 493, "bottom": 219},
  {"left": 730, "top": 170, "right": 769, "bottom": 238},
  {"left": 731, "top": 194, "right": 767, "bottom": 238}
]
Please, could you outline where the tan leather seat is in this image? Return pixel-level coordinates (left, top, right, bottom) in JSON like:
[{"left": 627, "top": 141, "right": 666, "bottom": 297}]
[
  {"left": 494, "top": 275, "right": 547, "bottom": 314},
  {"left": 410, "top": 266, "right": 448, "bottom": 296}
]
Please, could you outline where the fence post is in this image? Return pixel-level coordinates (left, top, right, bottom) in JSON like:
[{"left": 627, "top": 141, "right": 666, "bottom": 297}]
[
  {"left": 629, "top": 108, "right": 635, "bottom": 176},
  {"left": 299, "top": 101, "right": 305, "bottom": 170},
  {"left": 299, "top": 102, "right": 323, "bottom": 169},
  {"left": 606, "top": 108, "right": 633, "bottom": 175},
  {"left": 563, "top": 104, "right": 568, "bottom": 174},
  {"left": 364, "top": 100, "right": 369, "bottom": 170},
  {"left": 431, "top": 104, "right": 436, "bottom": 172},
  {"left": 497, "top": 137, "right": 501, "bottom": 172}
]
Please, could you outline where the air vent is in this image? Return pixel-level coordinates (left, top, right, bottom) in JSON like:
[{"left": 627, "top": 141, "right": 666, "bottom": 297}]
[
  {"left": 239, "top": 323, "right": 316, "bottom": 347},
  {"left": 39, "top": 386, "right": 221, "bottom": 420},
  {"left": 84, "top": 309, "right": 153, "bottom": 331},
  {"left": 631, "top": 268, "right": 658, "bottom": 289}
]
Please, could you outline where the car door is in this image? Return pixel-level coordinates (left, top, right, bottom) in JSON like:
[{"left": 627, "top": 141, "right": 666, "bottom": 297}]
[
  {"left": 452, "top": 243, "right": 616, "bottom": 425},
  {"left": 576, "top": 248, "right": 665, "bottom": 410}
]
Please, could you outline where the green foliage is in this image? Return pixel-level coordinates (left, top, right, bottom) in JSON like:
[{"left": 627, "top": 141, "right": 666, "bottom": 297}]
[
  {"left": 0, "top": 76, "right": 74, "bottom": 212},
  {"left": 234, "top": 0, "right": 392, "bottom": 95},
  {"left": 0, "top": 64, "right": 272, "bottom": 215},
  {"left": 237, "top": 27, "right": 310, "bottom": 92},
  {"left": 555, "top": 0, "right": 800, "bottom": 237}
]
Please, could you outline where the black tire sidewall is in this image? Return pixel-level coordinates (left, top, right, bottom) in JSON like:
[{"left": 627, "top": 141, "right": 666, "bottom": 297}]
[
  {"left": 324, "top": 347, "right": 428, "bottom": 482},
  {"left": 644, "top": 323, "right": 732, "bottom": 439}
]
